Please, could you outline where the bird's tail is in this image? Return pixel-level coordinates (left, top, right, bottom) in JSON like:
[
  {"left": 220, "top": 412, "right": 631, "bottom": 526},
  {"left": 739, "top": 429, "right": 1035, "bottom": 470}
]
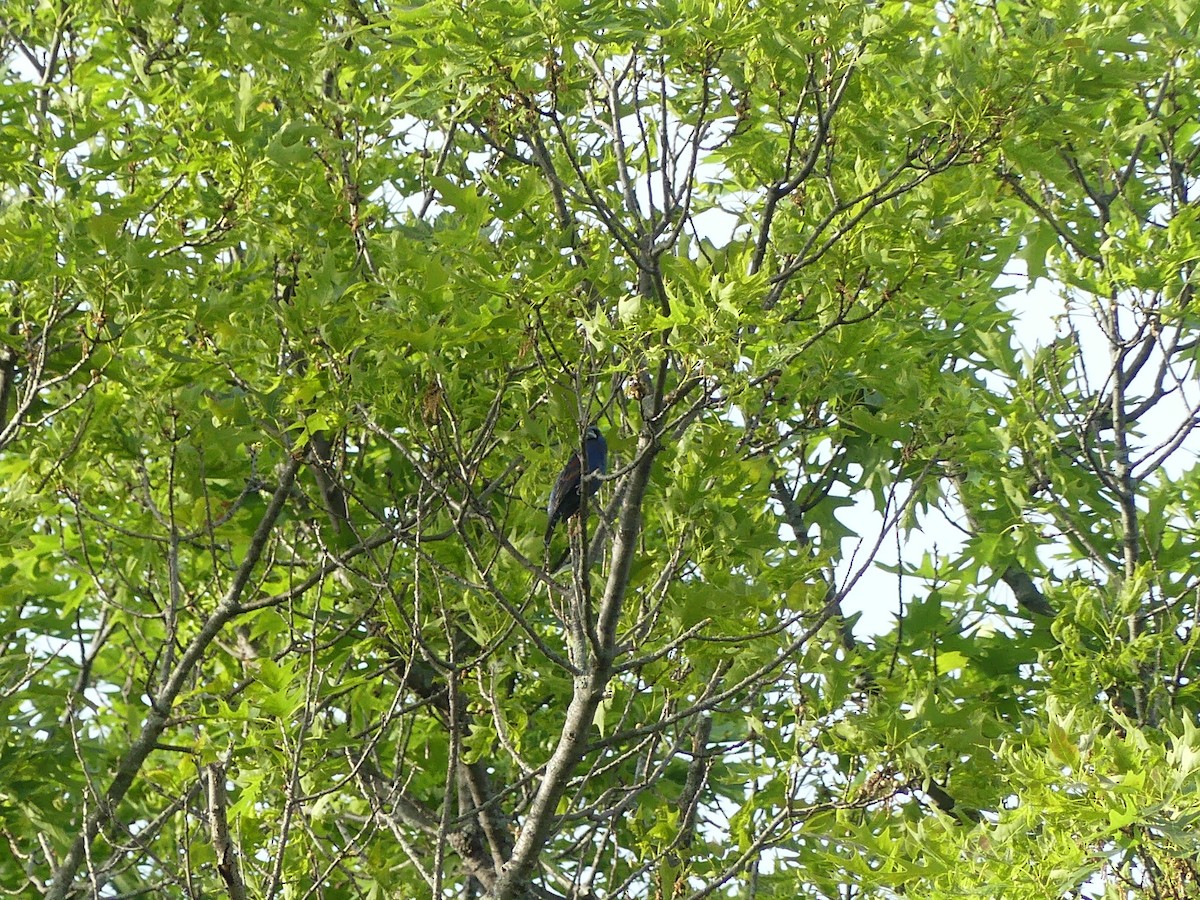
[{"left": 549, "top": 547, "right": 571, "bottom": 574}]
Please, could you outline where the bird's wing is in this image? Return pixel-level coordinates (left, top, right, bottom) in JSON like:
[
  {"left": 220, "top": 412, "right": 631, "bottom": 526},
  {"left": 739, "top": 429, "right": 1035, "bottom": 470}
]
[{"left": 547, "top": 452, "right": 582, "bottom": 517}]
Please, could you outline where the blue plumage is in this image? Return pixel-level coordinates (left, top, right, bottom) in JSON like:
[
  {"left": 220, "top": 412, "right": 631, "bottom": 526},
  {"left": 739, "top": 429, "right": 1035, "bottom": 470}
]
[{"left": 545, "top": 425, "right": 607, "bottom": 545}]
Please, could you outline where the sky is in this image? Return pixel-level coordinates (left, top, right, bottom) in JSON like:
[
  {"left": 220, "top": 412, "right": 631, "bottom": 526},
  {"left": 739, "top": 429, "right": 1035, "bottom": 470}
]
[
  {"left": 838, "top": 269, "right": 1200, "bottom": 638},
  {"left": 833, "top": 278, "right": 1065, "bottom": 637}
]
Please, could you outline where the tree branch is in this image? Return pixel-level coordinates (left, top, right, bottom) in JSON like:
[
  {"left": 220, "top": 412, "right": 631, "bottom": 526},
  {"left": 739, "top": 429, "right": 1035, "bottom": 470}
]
[{"left": 45, "top": 456, "right": 302, "bottom": 900}]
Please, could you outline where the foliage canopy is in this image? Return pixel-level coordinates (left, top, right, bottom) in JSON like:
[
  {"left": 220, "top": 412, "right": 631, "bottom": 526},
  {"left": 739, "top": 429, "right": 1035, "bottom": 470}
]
[{"left": 2, "top": 0, "right": 1200, "bottom": 897}]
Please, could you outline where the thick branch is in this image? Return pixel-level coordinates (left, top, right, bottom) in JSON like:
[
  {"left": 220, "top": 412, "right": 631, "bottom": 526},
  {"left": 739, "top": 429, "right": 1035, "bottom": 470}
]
[
  {"left": 489, "top": 432, "right": 659, "bottom": 899},
  {"left": 206, "top": 763, "right": 248, "bottom": 900}
]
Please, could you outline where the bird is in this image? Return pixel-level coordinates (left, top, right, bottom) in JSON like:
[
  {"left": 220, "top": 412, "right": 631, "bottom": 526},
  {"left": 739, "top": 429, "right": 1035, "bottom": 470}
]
[{"left": 545, "top": 425, "right": 607, "bottom": 546}]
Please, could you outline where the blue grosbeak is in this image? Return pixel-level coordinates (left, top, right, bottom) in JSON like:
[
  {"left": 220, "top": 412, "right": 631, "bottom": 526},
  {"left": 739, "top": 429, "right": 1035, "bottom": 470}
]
[{"left": 545, "top": 425, "right": 607, "bottom": 546}]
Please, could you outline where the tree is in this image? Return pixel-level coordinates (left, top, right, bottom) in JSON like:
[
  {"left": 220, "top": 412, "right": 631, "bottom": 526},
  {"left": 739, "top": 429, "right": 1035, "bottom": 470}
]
[{"left": 1, "top": 0, "right": 1198, "bottom": 897}]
